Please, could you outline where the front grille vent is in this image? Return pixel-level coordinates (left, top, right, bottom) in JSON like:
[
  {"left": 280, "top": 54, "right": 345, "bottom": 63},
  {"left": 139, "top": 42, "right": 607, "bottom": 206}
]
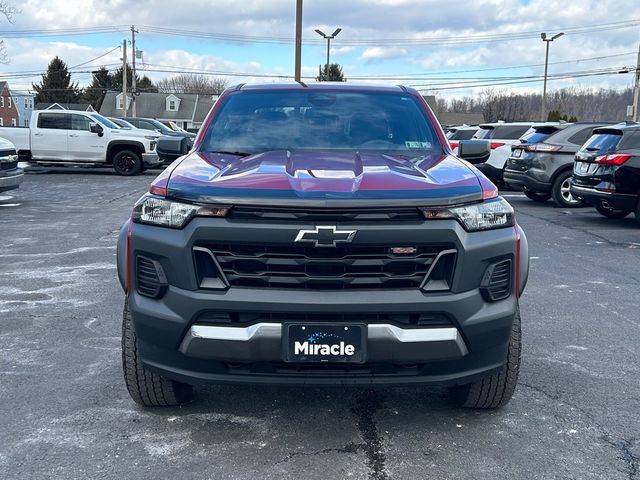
[
  {"left": 480, "top": 259, "right": 512, "bottom": 301},
  {"left": 196, "top": 243, "right": 455, "bottom": 290},
  {"left": 136, "top": 256, "right": 168, "bottom": 298},
  {"left": 228, "top": 206, "right": 425, "bottom": 223},
  {"left": 195, "top": 311, "right": 453, "bottom": 327}
]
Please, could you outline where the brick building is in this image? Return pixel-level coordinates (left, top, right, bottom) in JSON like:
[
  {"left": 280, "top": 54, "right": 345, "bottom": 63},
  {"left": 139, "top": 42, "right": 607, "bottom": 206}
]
[{"left": 0, "top": 81, "right": 20, "bottom": 127}]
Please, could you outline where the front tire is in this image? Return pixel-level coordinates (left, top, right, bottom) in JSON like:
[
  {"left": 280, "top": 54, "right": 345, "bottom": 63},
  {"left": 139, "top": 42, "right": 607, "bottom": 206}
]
[
  {"left": 450, "top": 306, "right": 521, "bottom": 409},
  {"left": 113, "top": 149, "right": 143, "bottom": 176},
  {"left": 595, "top": 204, "right": 633, "bottom": 219},
  {"left": 122, "top": 301, "right": 193, "bottom": 407},
  {"left": 524, "top": 190, "right": 551, "bottom": 202},
  {"left": 551, "top": 171, "right": 584, "bottom": 208}
]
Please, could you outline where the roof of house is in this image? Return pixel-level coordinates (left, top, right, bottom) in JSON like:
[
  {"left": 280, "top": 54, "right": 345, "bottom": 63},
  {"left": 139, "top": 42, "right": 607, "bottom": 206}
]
[
  {"left": 99, "top": 91, "right": 218, "bottom": 123},
  {"left": 35, "top": 102, "right": 95, "bottom": 111}
]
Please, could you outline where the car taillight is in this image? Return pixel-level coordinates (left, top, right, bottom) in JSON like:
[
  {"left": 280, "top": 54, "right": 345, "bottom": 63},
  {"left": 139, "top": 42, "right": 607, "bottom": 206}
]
[
  {"left": 594, "top": 154, "right": 631, "bottom": 165},
  {"left": 450, "top": 141, "right": 459, "bottom": 149},
  {"left": 525, "top": 144, "right": 561, "bottom": 152},
  {"left": 490, "top": 142, "right": 505, "bottom": 149}
]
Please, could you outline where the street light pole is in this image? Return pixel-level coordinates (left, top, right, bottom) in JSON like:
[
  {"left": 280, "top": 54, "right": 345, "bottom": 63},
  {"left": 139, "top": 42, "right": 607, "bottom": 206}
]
[
  {"left": 294, "top": 0, "right": 303, "bottom": 83},
  {"left": 314, "top": 28, "right": 342, "bottom": 80},
  {"left": 540, "top": 32, "right": 564, "bottom": 121}
]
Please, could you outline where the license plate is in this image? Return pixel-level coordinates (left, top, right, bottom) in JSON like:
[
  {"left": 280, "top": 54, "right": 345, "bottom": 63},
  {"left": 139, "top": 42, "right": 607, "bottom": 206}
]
[
  {"left": 283, "top": 323, "right": 366, "bottom": 363},
  {"left": 577, "top": 162, "right": 590, "bottom": 173},
  {"left": 512, "top": 148, "right": 523, "bottom": 158}
]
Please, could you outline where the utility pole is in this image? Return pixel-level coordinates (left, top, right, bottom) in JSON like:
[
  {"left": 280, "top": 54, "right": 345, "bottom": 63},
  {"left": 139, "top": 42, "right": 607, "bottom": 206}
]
[
  {"left": 314, "top": 28, "right": 342, "bottom": 79},
  {"left": 131, "top": 25, "right": 138, "bottom": 117},
  {"left": 294, "top": 0, "right": 302, "bottom": 82},
  {"left": 540, "top": 32, "right": 564, "bottom": 121},
  {"left": 122, "top": 39, "right": 128, "bottom": 117},
  {"left": 632, "top": 40, "right": 640, "bottom": 122}
]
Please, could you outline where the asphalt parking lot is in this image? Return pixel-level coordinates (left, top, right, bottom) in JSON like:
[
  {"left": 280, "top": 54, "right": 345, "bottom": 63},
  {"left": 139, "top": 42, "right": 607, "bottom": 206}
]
[{"left": 1, "top": 168, "right": 639, "bottom": 480}]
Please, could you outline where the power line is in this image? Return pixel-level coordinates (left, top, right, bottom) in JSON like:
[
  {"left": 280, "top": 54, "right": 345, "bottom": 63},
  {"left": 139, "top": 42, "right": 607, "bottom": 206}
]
[{"left": 3, "top": 18, "right": 639, "bottom": 47}]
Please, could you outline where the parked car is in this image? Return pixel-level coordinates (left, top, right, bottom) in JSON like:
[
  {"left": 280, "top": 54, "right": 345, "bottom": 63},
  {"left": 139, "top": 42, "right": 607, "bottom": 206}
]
[
  {"left": 446, "top": 125, "right": 479, "bottom": 151},
  {"left": 0, "top": 137, "right": 23, "bottom": 194},
  {"left": 504, "top": 122, "right": 612, "bottom": 207},
  {"left": 471, "top": 122, "right": 534, "bottom": 185},
  {"left": 122, "top": 117, "right": 196, "bottom": 140},
  {"left": 121, "top": 117, "right": 195, "bottom": 162},
  {"left": 571, "top": 122, "right": 640, "bottom": 223},
  {"left": 116, "top": 83, "right": 529, "bottom": 409},
  {"left": 0, "top": 110, "right": 161, "bottom": 175},
  {"left": 109, "top": 117, "right": 139, "bottom": 129}
]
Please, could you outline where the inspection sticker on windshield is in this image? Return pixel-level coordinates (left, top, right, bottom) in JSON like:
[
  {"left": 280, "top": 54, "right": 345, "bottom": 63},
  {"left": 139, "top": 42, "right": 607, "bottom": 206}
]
[{"left": 405, "top": 141, "right": 431, "bottom": 149}]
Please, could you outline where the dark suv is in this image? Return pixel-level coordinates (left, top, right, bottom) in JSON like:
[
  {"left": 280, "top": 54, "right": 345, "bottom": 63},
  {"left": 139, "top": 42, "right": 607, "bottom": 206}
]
[
  {"left": 117, "top": 84, "right": 529, "bottom": 409},
  {"left": 504, "top": 122, "right": 611, "bottom": 207},
  {"left": 571, "top": 122, "right": 640, "bottom": 223}
]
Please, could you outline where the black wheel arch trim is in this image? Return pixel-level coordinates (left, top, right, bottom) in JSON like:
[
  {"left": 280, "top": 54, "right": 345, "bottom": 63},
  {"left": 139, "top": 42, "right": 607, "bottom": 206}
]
[{"left": 107, "top": 140, "right": 146, "bottom": 163}]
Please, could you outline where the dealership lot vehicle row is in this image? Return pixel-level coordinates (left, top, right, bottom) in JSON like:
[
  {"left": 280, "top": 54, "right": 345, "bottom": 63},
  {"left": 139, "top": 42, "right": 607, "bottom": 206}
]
[{"left": 0, "top": 171, "right": 638, "bottom": 480}]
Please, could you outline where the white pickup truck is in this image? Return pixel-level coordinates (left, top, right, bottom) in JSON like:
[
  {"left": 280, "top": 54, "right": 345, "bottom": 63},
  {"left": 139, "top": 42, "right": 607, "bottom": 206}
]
[{"left": 0, "top": 110, "right": 161, "bottom": 175}]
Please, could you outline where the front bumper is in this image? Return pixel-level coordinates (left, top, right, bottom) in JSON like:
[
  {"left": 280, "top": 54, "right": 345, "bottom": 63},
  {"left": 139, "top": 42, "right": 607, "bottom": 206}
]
[
  {"left": 142, "top": 152, "right": 161, "bottom": 168},
  {"left": 118, "top": 215, "right": 529, "bottom": 386},
  {"left": 0, "top": 167, "right": 24, "bottom": 193},
  {"left": 570, "top": 184, "right": 638, "bottom": 211}
]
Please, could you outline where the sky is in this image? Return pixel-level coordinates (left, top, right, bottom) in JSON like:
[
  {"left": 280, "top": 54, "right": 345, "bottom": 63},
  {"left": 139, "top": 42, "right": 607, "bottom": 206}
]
[{"left": 1, "top": 0, "right": 640, "bottom": 99}]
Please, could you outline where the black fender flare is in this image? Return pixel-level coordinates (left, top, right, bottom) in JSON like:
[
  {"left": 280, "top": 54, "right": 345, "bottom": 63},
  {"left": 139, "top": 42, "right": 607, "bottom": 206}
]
[{"left": 107, "top": 140, "right": 146, "bottom": 163}]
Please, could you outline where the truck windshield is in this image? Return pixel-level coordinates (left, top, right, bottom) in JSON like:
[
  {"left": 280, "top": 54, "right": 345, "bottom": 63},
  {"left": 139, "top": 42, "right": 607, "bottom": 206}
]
[
  {"left": 90, "top": 113, "right": 120, "bottom": 130},
  {"left": 201, "top": 90, "right": 443, "bottom": 156}
]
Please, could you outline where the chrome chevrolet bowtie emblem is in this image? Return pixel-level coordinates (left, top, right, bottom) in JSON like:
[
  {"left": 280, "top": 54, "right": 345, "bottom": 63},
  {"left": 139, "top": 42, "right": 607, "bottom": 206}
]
[{"left": 294, "top": 226, "right": 357, "bottom": 247}]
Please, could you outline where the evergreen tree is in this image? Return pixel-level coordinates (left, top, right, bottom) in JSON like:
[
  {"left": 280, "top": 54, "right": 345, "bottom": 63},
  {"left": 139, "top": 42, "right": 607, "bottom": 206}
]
[
  {"left": 83, "top": 66, "right": 112, "bottom": 110},
  {"left": 316, "top": 63, "right": 345, "bottom": 82},
  {"left": 32, "top": 56, "right": 81, "bottom": 104},
  {"left": 109, "top": 64, "right": 157, "bottom": 92}
]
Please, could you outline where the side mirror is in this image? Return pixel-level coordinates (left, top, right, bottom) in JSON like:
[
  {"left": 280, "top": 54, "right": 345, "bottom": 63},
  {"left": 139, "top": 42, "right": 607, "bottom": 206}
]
[
  {"left": 157, "top": 136, "right": 189, "bottom": 158},
  {"left": 89, "top": 122, "right": 104, "bottom": 137},
  {"left": 457, "top": 140, "right": 491, "bottom": 164}
]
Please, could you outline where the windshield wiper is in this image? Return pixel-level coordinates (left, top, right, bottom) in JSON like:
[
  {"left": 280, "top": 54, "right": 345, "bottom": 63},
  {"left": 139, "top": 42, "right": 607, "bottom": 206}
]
[{"left": 208, "top": 150, "right": 253, "bottom": 157}]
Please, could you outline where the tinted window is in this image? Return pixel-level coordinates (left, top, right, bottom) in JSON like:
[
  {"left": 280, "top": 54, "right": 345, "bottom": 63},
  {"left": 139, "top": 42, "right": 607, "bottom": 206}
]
[
  {"left": 449, "top": 129, "right": 477, "bottom": 140},
  {"left": 138, "top": 120, "right": 158, "bottom": 131},
  {"left": 202, "top": 90, "right": 442, "bottom": 155},
  {"left": 520, "top": 126, "right": 560, "bottom": 144},
  {"left": 618, "top": 129, "right": 640, "bottom": 150},
  {"left": 70, "top": 114, "right": 91, "bottom": 131},
  {"left": 581, "top": 133, "right": 621, "bottom": 154},
  {"left": 38, "top": 113, "right": 70, "bottom": 130},
  {"left": 567, "top": 127, "right": 598, "bottom": 146},
  {"left": 473, "top": 127, "right": 493, "bottom": 139},
  {"left": 492, "top": 125, "right": 531, "bottom": 140}
]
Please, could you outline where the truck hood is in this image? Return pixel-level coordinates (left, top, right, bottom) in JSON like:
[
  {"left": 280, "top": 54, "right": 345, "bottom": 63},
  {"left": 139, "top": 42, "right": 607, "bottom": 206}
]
[
  {"left": 158, "top": 150, "right": 487, "bottom": 207},
  {"left": 109, "top": 128, "right": 160, "bottom": 140}
]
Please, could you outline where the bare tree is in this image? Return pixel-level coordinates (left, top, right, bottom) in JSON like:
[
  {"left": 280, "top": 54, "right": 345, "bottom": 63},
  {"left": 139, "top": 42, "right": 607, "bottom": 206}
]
[
  {"left": 0, "top": 1, "right": 18, "bottom": 63},
  {"left": 156, "top": 74, "right": 228, "bottom": 95}
]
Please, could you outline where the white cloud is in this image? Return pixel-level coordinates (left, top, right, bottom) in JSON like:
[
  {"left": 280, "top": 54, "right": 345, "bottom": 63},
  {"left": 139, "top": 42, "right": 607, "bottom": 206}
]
[{"left": 361, "top": 46, "right": 408, "bottom": 60}]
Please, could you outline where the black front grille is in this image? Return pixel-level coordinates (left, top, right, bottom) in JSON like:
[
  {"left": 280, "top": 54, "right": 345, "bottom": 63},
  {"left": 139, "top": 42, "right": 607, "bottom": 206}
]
[
  {"left": 196, "top": 311, "right": 453, "bottom": 327},
  {"left": 229, "top": 206, "right": 424, "bottom": 223},
  {"left": 0, "top": 149, "right": 18, "bottom": 171},
  {"left": 136, "top": 256, "right": 168, "bottom": 298},
  {"left": 481, "top": 259, "right": 512, "bottom": 301},
  {"left": 200, "top": 243, "right": 453, "bottom": 290}
]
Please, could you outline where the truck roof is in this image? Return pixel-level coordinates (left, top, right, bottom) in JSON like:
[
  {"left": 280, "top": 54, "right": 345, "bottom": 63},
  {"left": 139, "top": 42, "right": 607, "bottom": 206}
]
[{"left": 229, "top": 83, "right": 415, "bottom": 94}]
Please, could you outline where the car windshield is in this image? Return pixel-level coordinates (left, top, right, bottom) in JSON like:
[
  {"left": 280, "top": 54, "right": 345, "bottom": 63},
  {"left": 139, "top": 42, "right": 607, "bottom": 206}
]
[
  {"left": 90, "top": 113, "right": 120, "bottom": 130},
  {"left": 201, "top": 90, "right": 443, "bottom": 156}
]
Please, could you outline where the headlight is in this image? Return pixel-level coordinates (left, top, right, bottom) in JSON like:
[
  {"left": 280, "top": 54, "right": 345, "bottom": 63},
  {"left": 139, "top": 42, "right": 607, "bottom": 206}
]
[
  {"left": 144, "top": 135, "right": 158, "bottom": 140},
  {"left": 131, "top": 195, "right": 229, "bottom": 228},
  {"left": 422, "top": 197, "right": 514, "bottom": 231}
]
